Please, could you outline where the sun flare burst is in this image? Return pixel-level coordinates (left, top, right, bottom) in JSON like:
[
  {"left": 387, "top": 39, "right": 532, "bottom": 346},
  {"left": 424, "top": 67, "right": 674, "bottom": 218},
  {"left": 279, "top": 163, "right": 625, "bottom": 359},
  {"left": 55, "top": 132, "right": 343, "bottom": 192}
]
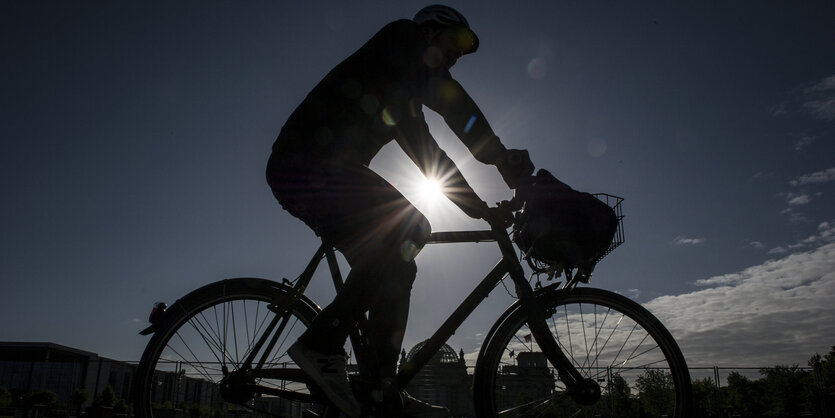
[{"left": 417, "top": 177, "right": 445, "bottom": 205}]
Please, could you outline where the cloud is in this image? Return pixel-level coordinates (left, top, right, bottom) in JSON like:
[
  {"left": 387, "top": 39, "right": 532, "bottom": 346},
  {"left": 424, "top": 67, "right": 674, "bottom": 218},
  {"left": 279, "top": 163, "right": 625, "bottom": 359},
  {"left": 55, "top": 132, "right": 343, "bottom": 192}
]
[
  {"left": 802, "top": 74, "right": 835, "bottom": 121},
  {"left": 674, "top": 236, "right": 705, "bottom": 245},
  {"left": 772, "top": 74, "right": 835, "bottom": 121},
  {"left": 803, "top": 98, "right": 835, "bottom": 121},
  {"left": 788, "top": 221, "right": 835, "bottom": 250},
  {"left": 770, "top": 102, "right": 788, "bottom": 117},
  {"left": 787, "top": 194, "right": 811, "bottom": 205},
  {"left": 646, "top": 222, "right": 835, "bottom": 366},
  {"left": 751, "top": 171, "right": 774, "bottom": 181},
  {"left": 790, "top": 167, "right": 835, "bottom": 187},
  {"left": 807, "top": 75, "right": 835, "bottom": 92},
  {"left": 749, "top": 241, "right": 764, "bottom": 249},
  {"left": 794, "top": 135, "right": 816, "bottom": 152}
]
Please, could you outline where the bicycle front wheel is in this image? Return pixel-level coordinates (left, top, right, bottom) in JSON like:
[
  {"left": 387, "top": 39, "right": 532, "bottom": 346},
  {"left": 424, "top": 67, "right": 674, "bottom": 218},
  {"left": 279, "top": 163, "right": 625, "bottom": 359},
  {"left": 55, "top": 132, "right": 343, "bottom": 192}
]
[
  {"left": 474, "top": 287, "right": 692, "bottom": 417},
  {"left": 134, "top": 278, "right": 336, "bottom": 418}
]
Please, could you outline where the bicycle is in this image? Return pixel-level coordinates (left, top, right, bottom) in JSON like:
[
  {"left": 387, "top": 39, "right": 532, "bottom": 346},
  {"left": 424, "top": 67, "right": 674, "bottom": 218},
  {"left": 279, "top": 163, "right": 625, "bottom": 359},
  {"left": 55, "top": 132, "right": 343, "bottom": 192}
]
[{"left": 134, "top": 192, "right": 693, "bottom": 417}]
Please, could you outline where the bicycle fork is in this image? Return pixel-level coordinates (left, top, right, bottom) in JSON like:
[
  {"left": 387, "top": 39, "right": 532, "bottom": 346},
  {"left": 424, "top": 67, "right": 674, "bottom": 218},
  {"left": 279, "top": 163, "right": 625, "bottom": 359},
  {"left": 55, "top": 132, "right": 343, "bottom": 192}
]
[{"left": 497, "top": 230, "right": 602, "bottom": 405}]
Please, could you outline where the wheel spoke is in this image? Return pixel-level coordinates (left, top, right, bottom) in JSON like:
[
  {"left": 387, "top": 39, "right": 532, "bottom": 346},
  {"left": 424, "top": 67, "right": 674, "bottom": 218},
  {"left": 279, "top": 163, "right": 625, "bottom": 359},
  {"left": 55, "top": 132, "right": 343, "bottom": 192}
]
[
  {"left": 230, "top": 300, "right": 240, "bottom": 362},
  {"left": 164, "top": 340, "right": 216, "bottom": 382},
  {"left": 189, "top": 312, "right": 237, "bottom": 366},
  {"left": 135, "top": 283, "right": 326, "bottom": 418},
  {"left": 477, "top": 288, "right": 690, "bottom": 418}
]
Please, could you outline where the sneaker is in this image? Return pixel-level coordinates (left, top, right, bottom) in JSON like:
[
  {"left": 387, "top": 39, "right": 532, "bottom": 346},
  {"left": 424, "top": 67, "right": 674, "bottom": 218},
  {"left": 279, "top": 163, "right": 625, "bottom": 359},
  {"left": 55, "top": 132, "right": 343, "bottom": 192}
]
[
  {"left": 402, "top": 391, "right": 449, "bottom": 418},
  {"left": 288, "top": 341, "right": 361, "bottom": 417}
]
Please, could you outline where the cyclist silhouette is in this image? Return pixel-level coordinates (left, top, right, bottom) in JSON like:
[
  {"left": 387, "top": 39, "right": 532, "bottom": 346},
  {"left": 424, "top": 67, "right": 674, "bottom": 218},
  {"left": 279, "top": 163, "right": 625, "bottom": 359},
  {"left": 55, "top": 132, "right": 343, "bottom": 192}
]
[{"left": 266, "top": 5, "right": 533, "bottom": 416}]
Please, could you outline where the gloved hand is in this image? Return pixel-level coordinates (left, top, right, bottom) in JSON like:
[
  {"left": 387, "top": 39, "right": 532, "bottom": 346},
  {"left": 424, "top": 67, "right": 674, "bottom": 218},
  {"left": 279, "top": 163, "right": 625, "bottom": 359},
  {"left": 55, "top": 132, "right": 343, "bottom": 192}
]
[
  {"left": 497, "top": 149, "right": 535, "bottom": 189},
  {"left": 460, "top": 199, "right": 489, "bottom": 220},
  {"left": 482, "top": 205, "right": 514, "bottom": 229}
]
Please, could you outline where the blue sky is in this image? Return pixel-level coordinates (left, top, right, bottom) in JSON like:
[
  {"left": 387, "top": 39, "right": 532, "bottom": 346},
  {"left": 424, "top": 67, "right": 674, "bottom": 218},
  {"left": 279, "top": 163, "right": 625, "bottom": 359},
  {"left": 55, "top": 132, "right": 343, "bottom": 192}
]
[{"left": 2, "top": 1, "right": 834, "bottom": 368}]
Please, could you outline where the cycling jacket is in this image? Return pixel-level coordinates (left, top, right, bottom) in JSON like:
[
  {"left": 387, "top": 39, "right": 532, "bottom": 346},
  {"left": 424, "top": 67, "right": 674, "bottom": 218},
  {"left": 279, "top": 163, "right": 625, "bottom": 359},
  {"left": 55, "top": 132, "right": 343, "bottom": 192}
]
[{"left": 272, "top": 20, "right": 506, "bottom": 216}]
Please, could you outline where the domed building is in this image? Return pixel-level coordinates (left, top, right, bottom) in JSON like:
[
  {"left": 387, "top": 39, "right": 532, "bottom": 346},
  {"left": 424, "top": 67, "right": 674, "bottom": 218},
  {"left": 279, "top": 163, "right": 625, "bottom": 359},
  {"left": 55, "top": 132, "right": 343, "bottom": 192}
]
[{"left": 399, "top": 340, "right": 473, "bottom": 417}]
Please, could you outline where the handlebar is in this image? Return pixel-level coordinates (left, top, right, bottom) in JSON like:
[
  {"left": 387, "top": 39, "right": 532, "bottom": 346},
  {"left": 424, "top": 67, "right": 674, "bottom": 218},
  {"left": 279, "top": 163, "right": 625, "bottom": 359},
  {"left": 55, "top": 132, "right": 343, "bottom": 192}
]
[
  {"left": 483, "top": 172, "right": 625, "bottom": 285},
  {"left": 481, "top": 175, "right": 534, "bottom": 229}
]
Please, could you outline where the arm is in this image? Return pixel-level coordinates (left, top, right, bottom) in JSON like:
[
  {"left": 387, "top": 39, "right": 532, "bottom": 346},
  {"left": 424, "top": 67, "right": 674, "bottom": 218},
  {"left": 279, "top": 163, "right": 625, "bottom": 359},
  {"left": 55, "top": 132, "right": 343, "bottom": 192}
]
[
  {"left": 422, "top": 73, "right": 533, "bottom": 188},
  {"left": 395, "top": 104, "right": 488, "bottom": 218},
  {"left": 423, "top": 75, "right": 505, "bottom": 165}
]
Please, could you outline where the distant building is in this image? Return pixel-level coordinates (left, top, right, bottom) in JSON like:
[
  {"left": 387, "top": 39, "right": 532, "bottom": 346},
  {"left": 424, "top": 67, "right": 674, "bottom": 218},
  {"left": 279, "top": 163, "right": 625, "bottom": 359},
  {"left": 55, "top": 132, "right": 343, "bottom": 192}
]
[
  {"left": 0, "top": 342, "right": 218, "bottom": 411},
  {"left": 0, "top": 342, "right": 134, "bottom": 405},
  {"left": 1, "top": 341, "right": 555, "bottom": 416},
  {"left": 494, "top": 351, "right": 555, "bottom": 409},
  {"left": 399, "top": 340, "right": 474, "bottom": 417},
  {"left": 397, "top": 342, "right": 556, "bottom": 417}
]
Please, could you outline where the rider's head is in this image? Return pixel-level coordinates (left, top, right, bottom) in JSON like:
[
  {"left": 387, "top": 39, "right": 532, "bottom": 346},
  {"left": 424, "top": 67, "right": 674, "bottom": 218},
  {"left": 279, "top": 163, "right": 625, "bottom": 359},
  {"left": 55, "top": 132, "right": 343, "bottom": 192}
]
[{"left": 413, "top": 5, "right": 479, "bottom": 69}]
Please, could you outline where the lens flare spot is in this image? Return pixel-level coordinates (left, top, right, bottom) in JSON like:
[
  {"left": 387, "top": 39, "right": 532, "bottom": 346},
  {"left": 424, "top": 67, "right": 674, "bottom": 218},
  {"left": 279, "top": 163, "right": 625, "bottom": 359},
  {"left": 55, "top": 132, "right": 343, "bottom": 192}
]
[
  {"left": 464, "top": 115, "right": 477, "bottom": 133},
  {"left": 527, "top": 57, "right": 547, "bottom": 80},
  {"left": 400, "top": 240, "right": 418, "bottom": 262},
  {"left": 439, "top": 79, "right": 459, "bottom": 102},
  {"left": 382, "top": 107, "right": 398, "bottom": 126},
  {"left": 587, "top": 137, "right": 608, "bottom": 157}
]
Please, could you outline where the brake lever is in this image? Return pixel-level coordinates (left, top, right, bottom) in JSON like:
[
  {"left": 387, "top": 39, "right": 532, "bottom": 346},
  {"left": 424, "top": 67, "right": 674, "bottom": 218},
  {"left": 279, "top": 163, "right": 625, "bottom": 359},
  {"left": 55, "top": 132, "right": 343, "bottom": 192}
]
[{"left": 485, "top": 204, "right": 514, "bottom": 229}]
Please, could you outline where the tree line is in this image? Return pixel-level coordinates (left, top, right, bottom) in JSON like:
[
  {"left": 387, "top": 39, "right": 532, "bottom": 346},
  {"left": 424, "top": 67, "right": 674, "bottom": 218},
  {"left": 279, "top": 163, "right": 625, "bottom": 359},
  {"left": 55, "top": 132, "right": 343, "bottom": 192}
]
[
  {"left": 0, "top": 384, "right": 131, "bottom": 416},
  {"left": 2, "top": 346, "right": 833, "bottom": 417},
  {"left": 507, "top": 346, "right": 835, "bottom": 417},
  {"left": 690, "top": 346, "right": 835, "bottom": 417}
]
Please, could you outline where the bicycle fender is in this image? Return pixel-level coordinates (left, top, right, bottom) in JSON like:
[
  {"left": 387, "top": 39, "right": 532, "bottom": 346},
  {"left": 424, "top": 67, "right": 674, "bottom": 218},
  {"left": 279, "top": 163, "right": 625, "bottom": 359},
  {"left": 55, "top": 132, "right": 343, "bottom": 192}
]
[{"left": 137, "top": 277, "right": 321, "bottom": 336}]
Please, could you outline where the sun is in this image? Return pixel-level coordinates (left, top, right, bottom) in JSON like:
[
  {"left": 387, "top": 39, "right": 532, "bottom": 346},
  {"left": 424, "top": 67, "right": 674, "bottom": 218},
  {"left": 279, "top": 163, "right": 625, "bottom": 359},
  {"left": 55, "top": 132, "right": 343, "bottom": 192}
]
[{"left": 417, "top": 177, "right": 445, "bottom": 205}]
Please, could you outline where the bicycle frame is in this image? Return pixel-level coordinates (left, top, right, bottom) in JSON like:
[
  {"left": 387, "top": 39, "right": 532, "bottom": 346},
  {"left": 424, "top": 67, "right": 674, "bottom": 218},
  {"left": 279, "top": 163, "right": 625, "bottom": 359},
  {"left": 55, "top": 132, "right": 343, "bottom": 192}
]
[{"left": 251, "top": 221, "right": 586, "bottom": 397}]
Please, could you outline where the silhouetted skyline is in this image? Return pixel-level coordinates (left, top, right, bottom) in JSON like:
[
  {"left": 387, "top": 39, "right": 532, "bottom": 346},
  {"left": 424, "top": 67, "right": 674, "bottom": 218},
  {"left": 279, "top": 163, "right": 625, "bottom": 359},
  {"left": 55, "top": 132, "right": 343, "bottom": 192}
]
[{"left": 1, "top": 1, "right": 833, "bottom": 367}]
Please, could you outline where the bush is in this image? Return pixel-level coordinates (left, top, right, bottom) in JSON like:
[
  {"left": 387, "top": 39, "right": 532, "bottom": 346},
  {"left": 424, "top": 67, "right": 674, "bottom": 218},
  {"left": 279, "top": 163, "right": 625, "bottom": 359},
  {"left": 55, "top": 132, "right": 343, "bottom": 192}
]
[
  {"left": 93, "top": 385, "right": 116, "bottom": 408},
  {"left": 0, "top": 387, "right": 11, "bottom": 408}
]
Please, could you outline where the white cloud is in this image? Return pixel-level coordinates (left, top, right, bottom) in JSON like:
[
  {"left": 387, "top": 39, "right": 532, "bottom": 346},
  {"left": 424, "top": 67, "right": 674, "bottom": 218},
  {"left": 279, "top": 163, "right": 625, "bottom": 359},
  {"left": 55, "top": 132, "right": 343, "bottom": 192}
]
[
  {"left": 772, "top": 74, "right": 835, "bottom": 121},
  {"left": 674, "top": 236, "right": 705, "bottom": 245},
  {"left": 787, "top": 194, "right": 811, "bottom": 205},
  {"left": 794, "top": 135, "right": 816, "bottom": 152},
  {"left": 749, "top": 241, "right": 764, "bottom": 249},
  {"left": 802, "top": 74, "right": 835, "bottom": 120},
  {"left": 778, "top": 190, "right": 817, "bottom": 222},
  {"left": 770, "top": 102, "right": 788, "bottom": 117},
  {"left": 803, "top": 98, "right": 835, "bottom": 121},
  {"left": 790, "top": 167, "right": 835, "bottom": 186},
  {"left": 806, "top": 75, "right": 835, "bottom": 93},
  {"left": 646, "top": 222, "right": 835, "bottom": 366},
  {"left": 768, "top": 246, "right": 788, "bottom": 255}
]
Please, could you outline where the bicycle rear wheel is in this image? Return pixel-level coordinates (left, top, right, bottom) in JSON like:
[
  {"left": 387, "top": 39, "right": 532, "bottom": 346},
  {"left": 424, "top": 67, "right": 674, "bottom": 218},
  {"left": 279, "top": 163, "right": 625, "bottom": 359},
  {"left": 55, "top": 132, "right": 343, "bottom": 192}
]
[
  {"left": 134, "top": 278, "right": 337, "bottom": 418},
  {"left": 474, "top": 287, "right": 692, "bottom": 417}
]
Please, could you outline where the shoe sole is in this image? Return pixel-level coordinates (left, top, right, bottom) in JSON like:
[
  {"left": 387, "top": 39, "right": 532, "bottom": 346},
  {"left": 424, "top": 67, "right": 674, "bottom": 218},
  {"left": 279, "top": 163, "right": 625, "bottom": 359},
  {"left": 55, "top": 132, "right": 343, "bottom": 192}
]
[{"left": 288, "top": 344, "right": 361, "bottom": 417}]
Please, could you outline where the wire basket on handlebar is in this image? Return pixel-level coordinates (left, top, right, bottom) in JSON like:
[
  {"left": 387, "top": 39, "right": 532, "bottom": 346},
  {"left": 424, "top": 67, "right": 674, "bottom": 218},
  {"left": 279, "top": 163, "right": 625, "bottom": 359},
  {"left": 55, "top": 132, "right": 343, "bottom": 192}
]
[
  {"left": 512, "top": 169, "right": 625, "bottom": 281},
  {"left": 591, "top": 193, "right": 625, "bottom": 259}
]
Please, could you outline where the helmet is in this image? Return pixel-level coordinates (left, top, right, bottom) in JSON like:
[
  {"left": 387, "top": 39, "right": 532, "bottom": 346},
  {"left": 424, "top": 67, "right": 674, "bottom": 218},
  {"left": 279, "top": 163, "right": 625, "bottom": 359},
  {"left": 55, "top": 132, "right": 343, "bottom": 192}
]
[{"left": 413, "top": 5, "right": 479, "bottom": 54}]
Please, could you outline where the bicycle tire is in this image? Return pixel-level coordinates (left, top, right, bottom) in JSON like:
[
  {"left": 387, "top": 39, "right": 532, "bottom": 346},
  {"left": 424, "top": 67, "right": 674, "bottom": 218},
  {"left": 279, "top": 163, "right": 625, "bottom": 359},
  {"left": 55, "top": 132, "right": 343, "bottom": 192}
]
[
  {"left": 473, "top": 287, "right": 692, "bottom": 417},
  {"left": 134, "top": 278, "right": 339, "bottom": 418}
]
